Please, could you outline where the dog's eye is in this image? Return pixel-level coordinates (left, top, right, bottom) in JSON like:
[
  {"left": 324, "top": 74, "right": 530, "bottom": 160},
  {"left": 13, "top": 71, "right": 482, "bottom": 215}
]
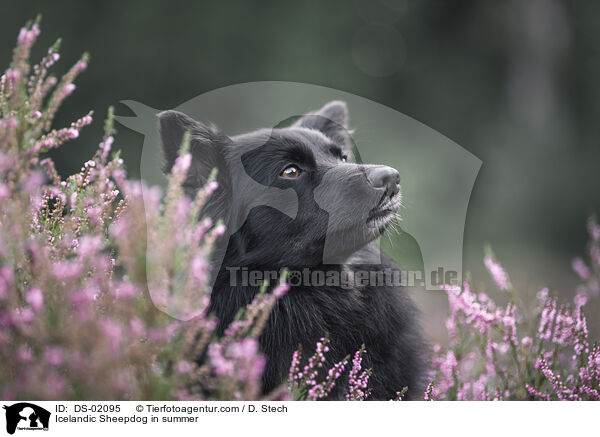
[
  {"left": 342, "top": 154, "right": 348, "bottom": 162},
  {"left": 280, "top": 165, "right": 301, "bottom": 178}
]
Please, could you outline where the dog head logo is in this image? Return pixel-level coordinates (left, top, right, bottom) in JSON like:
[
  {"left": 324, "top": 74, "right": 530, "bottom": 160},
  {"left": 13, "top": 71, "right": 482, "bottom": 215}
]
[
  {"left": 3, "top": 403, "right": 50, "bottom": 435},
  {"left": 115, "top": 82, "right": 481, "bottom": 320}
]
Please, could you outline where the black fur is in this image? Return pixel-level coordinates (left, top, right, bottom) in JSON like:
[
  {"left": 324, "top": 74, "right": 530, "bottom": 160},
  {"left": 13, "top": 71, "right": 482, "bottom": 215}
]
[{"left": 158, "top": 101, "right": 427, "bottom": 400}]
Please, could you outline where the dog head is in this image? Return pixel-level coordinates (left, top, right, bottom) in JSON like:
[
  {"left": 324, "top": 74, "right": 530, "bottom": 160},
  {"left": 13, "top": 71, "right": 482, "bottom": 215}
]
[{"left": 159, "top": 101, "right": 401, "bottom": 267}]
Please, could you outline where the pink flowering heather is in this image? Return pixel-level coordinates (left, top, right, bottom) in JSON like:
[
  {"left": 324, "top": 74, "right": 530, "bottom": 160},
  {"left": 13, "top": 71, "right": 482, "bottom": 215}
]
[
  {"left": 345, "top": 346, "right": 373, "bottom": 401},
  {"left": 427, "top": 221, "right": 600, "bottom": 400},
  {"left": 484, "top": 252, "right": 512, "bottom": 291},
  {"left": 572, "top": 258, "right": 590, "bottom": 280},
  {"left": 288, "top": 335, "right": 389, "bottom": 401},
  {"left": 0, "top": 20, "right": 293, "bottom": 401},
  {"left": 289, "top": 335, "right": 347, "bottom": 400},
  {"left": 25, "top": 287, "right": 43, "bottom": 311}
]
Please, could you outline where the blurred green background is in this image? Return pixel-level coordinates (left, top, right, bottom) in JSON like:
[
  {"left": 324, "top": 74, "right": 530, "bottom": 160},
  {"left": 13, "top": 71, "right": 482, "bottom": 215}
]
[{"left": 2, "top": 0, "right": 599, "bottom": 338}]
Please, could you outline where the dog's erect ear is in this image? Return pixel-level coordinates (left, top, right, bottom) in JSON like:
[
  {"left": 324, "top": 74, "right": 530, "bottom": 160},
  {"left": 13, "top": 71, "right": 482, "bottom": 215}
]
[
  {"left": 158, "top": 110, "right": 232, "bottom": 220},
  {"left": 158, "top": 110, "right": 231, "bottom": 187},
  {"left": 293, "top": 100, "right": 351, "bottom": 149},
  {"left": 158, "top": 111, "right": 227, "bottom": 174}
]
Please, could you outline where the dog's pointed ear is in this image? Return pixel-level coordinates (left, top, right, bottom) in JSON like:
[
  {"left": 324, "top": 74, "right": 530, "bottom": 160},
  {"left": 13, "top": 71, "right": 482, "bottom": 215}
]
[
  {"left": 158, "top": 110, "right": 231, "bottom": 183},
  {"left": 293, "top": 100, "right": 351, "bottom": 149},
  {"left": 158, "top": 111, "right": 232, "bottom": 219},
  {"left": 158, "top": 111, "right": 225, "bottom": 172}
]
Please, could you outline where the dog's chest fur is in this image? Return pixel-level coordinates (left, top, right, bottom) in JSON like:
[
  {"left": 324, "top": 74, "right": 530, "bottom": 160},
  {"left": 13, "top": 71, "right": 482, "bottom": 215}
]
[{"left": 210, "top": 254, "right": 426, "bottom": 400}]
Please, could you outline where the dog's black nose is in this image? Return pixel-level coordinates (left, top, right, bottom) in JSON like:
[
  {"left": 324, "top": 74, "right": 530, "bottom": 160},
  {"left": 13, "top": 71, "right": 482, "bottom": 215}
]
[{"left": 367, "top": 166, "right": 401, "bottom": 197}]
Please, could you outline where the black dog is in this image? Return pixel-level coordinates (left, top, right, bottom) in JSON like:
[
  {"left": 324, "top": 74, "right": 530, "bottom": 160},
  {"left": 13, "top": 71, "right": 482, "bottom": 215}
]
[{"left": 158, "top": 101, "right": 427, "bottom": 399}]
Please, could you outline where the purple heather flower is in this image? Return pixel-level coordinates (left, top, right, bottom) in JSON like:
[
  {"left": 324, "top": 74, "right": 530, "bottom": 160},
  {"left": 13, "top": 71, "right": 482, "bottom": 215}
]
[
  {"left": 12, "top": 307, "right": 34, "bottom": 324},
  {"left": 526, "top": 384, "right": 551, "bottom": 401},
  {"left": 346, "top": 348, "right": 370, "bottom": 401},
  {"left": 208, "top": 344, "right": 234, "bottom": 377},
  {"left": 69, "top": 288, "right": 95, "bottom": 321},
  {"left": 3, "top": 116, "right": 18, "bottom": 130},
  {"left": 114, "top": 283, "right": 139, "bottom": 300},
  {"left": 273, "top": 281, "right": 290, "bottom": 298},
  {"left": 51, "top": 261, "right": 83, "bottom": 281},
  {"left": 588, "top": 217, "right": 600, "bottom": 241},
  {"left": 521, "top": 336, "right": 533, "bottom": 347},
  {"left": 173, "top": 196, "right": 191, "bottom": 223},
  {"left": 574, "top": 289, "right": 589, "bottom": 307},
  {"left": 64, "top": 83, "right": 76, "bottom": 96},
  {"left": 538, "top": 296, "right": 557, "bottom": 341},
  {"left": 25, "top": 288, "right": 43, "bottom": 311},
  {"left": 536, "top": 287, "right": 549, "bottom": 304},
  {"left": 230, "top": 339, "right": 265, "bottom": 381},
  {"left": 192, "top": 217, "right": 213, "bottom": 243},
  {"left": 17, "top": 24, "right": 40, "bottom": 45},
  {"left": 18, "top": 346, "right": 34, "bottom": 363},
  {"left": 43, "top": 52, "right": 60, "bottom": 68},
  {"left": 77, "top": 235, "right": 104, "bottom": 258},
  {"left": 0, "top": 184, "right": 9, "bottom": 201},
  {"left": 129, "top": 317, "right": 145, "bottom": 337},
  {"left": 213, "top": 223, "right": 227, "bottom": 236},
  {"left": 2, "top": 267, "right": 15, "bottom": 288},
  {"left": 101, "top": 319, "right": 123, "bottom": 353},
  {"left": 23, "top": 171, "right": 44, "bottom": 192},
  {"left": 205, "top": 180, "right": 219, "bottom": 196},
  {"left": 40, "top": 137, "right": 55, "bottom": 149},
  {"left": 191, "top": 254, "right": 209, "bottom": 286},
  {"left": 5, "top": 69, "right": 19, "bottom": 83},
  {"left": 173, "top": 153, "right": 192, "bottom": 174},
  {"left": 440, "top": 350, "right": 457, "bottom": 383},
  {"left": 177, "top": 360, "right": 194, "bottom": 374},
  {"left": 289, "top": 349, "right": 302, "bottom": 383},
  {"left": 424, "top": 382, "right": 436, "bottom": 401},
  {"left": 86, "top": 205, "right": 103, "bottom": 226},
  {"left": 100, "top": 136, "right": 114, "bottom": 161},
  {"left": 572, "top": 258, "right": 590, "bottom": 280},
  {"left": 76, "top": 60, "right": 88, "bottom": 72},
  {"left": 44, "top": 346, "right": 64, "bottom": 366},
  {"left": 484, "top": 256, "right": 511, "bottom": 291}
]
